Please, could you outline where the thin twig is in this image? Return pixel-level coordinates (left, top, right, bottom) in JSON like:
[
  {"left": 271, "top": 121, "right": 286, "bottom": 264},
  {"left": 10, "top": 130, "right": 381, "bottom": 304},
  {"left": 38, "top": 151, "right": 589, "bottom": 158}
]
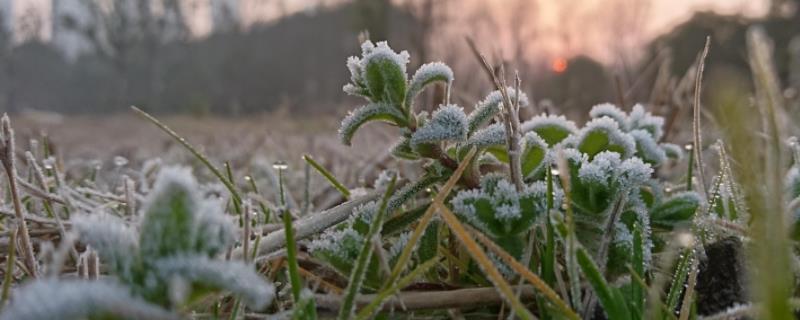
[
  {"left": 692, "top": 37, "right": 711, "bottom": 196},
  {"left": 1, "top": 115, "right": 38, "bottom": 278}
]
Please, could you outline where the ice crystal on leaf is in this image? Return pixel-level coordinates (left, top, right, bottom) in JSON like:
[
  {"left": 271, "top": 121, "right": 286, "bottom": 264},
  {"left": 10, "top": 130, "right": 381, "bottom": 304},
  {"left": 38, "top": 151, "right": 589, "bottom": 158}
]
[
  {"left": 521, "top": 114, "right": 578, "bottom": 147},
  {"left": 410, "top": 104, "right": 468, "bottom": 146},
  {"left": 0, "top": 279, "right": 176, "bottom": 320}
]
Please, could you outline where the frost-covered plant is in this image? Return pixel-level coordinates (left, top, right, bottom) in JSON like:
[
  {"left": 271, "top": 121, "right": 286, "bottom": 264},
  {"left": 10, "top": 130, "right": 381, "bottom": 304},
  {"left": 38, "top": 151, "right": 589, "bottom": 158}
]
[
  {"left": 451, "top": 176, "right": 557, "bottom": 258},
  {"left": 3, "top": 167, "right": 275, "bottom": 319},
  {"left": 336, "top": 39, "right": 703, "bottom": 316}
]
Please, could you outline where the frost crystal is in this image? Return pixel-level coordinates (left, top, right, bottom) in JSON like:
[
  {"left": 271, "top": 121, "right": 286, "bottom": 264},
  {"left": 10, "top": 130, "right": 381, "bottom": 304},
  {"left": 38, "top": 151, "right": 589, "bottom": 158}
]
[
  {"left": 308, "top": 227, "right": 364, "bottom": 260},
  {"left": 410, "top": 104, "right": 468, "bottom": 146},
  {"left": 661, "top": 143, "right": 684, "bottom": 160},
  {"left": 361, "top": 41, "right": 410, "bottom": 76},
  {"left": 520, "top": 114, "right": 578, "bottom": 146},
  {"left": 589, "top": 103, "right": 627, "bottom": 127},
  {"left": 339, "top": 103, "right": 404, "bottom": 146},
  {"left": 616, "top": 157, "right": 653, "bottom": 190},
  {"left": 73, "top": 214, "right": 139, "bottom": 278},
  {"left": 577, "top": 117, "right": 636, "bottom": 158},
  {"left": 406, "top": 62, "right": 454, "bottom": 104},
  {"left": 467, "top": 88, "right": 529, "bottom": 133},
  {"left": 578, "top": 151, "right": 622, "bottom": 187},
  {"left": 0, "top": 279, "right": 176, "bottom": 320},
  {"left": 627, "top": 104, "right": 665, "bottom": 141},
  {"left": 630, "top": 129, "right": 667, "bottom": 165},
  {"left": 154, "top": 256, "right": 275, "bottom": 310},
  {"left": 466, "top": 123, "right": 506, "bottom": 148}
]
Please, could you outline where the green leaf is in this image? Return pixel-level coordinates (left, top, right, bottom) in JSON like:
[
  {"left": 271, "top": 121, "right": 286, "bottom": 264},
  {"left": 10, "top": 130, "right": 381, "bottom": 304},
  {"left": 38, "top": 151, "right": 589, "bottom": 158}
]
[
  {"left": 406, "top": 62, "right": 454, "bottom": 109},
  {"left": 576, "top": 247, "right": 631, "bottom": 320},
  {"left": 650, "top": 192, "right": 700, "bottom": 230},
  {"left": 520, "top": 132, "right": 548, "bottom": 178},
  {"left": 390, "top": 137, "right": 419, "bottom": 160},
  {"left": 418, "top": 220, "right": 440, "bottom": 262},
  {"left": 339, "top": 103, "right": 405, "bottom": 146},
  {"left": 364, "top": 52, "right": 408, "bottom": 105},
  {"left": 520, "top": 114, "right": 577, "bottom": 146},
  {"left": 466, "top": 88, "right": 528, "bottom": 134},
  {"left": 139, "top": 168, "right": 199, "bottom": 260},
  {"left": 576, "top": 118, "right": 635, "bottom": 159},
  {"left": 410, "top": 104, "right": 468, "bottom": 146}
]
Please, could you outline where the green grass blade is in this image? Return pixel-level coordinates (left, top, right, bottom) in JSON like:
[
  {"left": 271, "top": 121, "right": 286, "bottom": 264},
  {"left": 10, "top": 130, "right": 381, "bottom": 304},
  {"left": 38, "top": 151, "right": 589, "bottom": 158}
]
[
  {"left": 283, "top": 207, "right": 303, "bottom": 301},
  {"left": 576, "top": 247, "right": 630, "bottom": 320},
  {"left": 303, "top": 154, "right": 351, "bottom": 200},
  {"left": 355, "top": 258, "right": 439, "bottom": 320},
  {"left": 338, "top": 175, "right": 397, "bottom": 320},
  {"left": 131, "top": 106, "right": 243, "bottom": 212}
]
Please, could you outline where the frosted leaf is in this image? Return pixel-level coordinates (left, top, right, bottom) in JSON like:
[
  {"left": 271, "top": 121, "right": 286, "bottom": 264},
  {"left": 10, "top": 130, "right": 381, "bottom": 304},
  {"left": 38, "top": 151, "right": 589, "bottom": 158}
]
[
  {"left": 0, "top": 279, "right": 176, "bottom": 320},
  {"left": 362, "top": 41, "right": 410, "bottom": 104},
  {"left": 466, "top": 123, "right": 506, "bottom": 148},
  {"left": 339, "top": 103, "right": 405, "bottom": 146},
  {"left": 386, "top": 174, "right": 440, "bottom": 214},
  {"left": 406, "top": 62, "right": 454, "bottom": 108},
  {"left": 410, "top": 104, "right": 468, "bottom": 146},
  {"left": 617, "top": 157, "right": 654, "bottom": 190},
  {"left": 589, "top": 103, "right": 627, "bottom": 128},
  {"left": 73, "top": 214, "right": 139, "bottom": 279},
  {"left": 520, "top": 131, "right": 549, "bottom": 178},
  {"left": 451, "top": 177, "right": 548, "bottom": 238},
  {"left": 520, "top": 114, "right": 578, "bottom": 146},
  {"left": 193, "top": 198, "right": 237, "bottom": 257},
  {"left": 467, "top": 88, "right": 529, "bottom": 133},
  {"left": 154, "top": 256, "right": 275, "bottom": 310},
  {"left": 630, "top": 129, "right": 667, "bottom": 166},
  {"left": 390, "top": 137, "right": 418, "bottom": 160},
  {"left": 308, "top": 228, "right": 364, "bottom": 261},
  {"left": 578, "top": 151, "right": 622, "bottom": 187},
  {"left": 627, "top": 104, "right": 664, "bottom": 141},
  {"left": 139, "top": 166, "right": 202, "bottom": 260},
  {"left": 388, "top": 231, "right": 412, "bottom": 263},
  {"left": 661, "top": 143, "right": 684, "bottom": 160},
  {"left": 576, "top": 117, "right": 636, "bottom": 158},
  {"left": 346, "top": 201, "right": 380, "bottom": 234},
  {"left": 650, "top": 191, "right": 701, "bottom": 230}
]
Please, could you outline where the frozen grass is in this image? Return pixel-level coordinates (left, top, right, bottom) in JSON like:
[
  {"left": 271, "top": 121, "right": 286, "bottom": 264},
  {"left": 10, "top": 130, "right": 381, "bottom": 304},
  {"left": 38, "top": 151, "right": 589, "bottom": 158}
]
[{"left": 0, "top": 29, "right": 799, "bottom": 320}]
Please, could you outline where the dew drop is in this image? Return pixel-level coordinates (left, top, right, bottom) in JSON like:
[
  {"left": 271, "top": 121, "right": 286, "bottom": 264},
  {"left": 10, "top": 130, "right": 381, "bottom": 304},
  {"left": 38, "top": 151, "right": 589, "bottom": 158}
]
[
  {"left": 113, "top": 156, "right": 129, "bottom": 167},
  {"left": 272, "top": 160, "right": 288, "bottom": 170}
]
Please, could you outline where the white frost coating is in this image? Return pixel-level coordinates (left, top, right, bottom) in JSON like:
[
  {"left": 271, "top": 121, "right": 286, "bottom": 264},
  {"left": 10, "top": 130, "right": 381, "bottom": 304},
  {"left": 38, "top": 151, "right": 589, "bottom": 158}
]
[
  {"left": 612, "top": 222, "right": 633, "bottom": 250},
  {"left": 578, "top": 151, "right": 622, "bottom": 187},
  {"left": 617, "top": 157, "right": 653, "bottom": 190},
  {"left": 361, "top": 41, "right": 410, "bottom": 76},
  {"left": 558, "top": 148, "right": 588, "bottom": 166},
  {"left": 374, "top": 170, "right": 398, "bottom": 189},
  {"left": 308, "top": 227, "right": 364, "bottom": 259},
  {"left": 522, "top": 131, "right": 548, "bottom": 151},
  {"left": 339, "top": 103, "right": 404, "bottom": 145},
  {"left": 520, "top": 113, "right": 578, "bottom": 136},
  {"left": 388, "top": 231, "right": 412, "bottom": 262},
  {"left": 467, "top": 123, "right": 506, "bottom": 147},
  {"left": 0, "top": 279, "right": 177, "bottom": 320},
  {"left": 73, "top": 214, "right": 138, "bottom": 276},
  {"left": 630, "top": 129, "right": 667, "bottom": 165},
  {"left": 577, "top": 117, "right": 636, "bottom": 158},
  {"left": 347, "top": 201, "right": 379, "bottom": 226},
  {"left": 660, "top": 143, "right": 684, "bottom": 160},
  {"left": 407, "top": 62, "right": 454, "bottom": 100},
  {"left": 143, "top": 166, "right": 201, "bottom": 215},
  {"left": 627, "top": 104, "right": 665, "bottom": 140},
  {"left": 410, "top": 104, "right": 468, "bottom": 146},
  {"left": 154, "top": 256, "right": 275, "bottom": 310},
  {"left": 589, "top": 103, "right": 627, "bottom": 127},
  {"left": 467, "top": 88, "right": 529, "bottom": 132},
  {"left": 193, "top": 198, "right": 237, "bottom": 256}
]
